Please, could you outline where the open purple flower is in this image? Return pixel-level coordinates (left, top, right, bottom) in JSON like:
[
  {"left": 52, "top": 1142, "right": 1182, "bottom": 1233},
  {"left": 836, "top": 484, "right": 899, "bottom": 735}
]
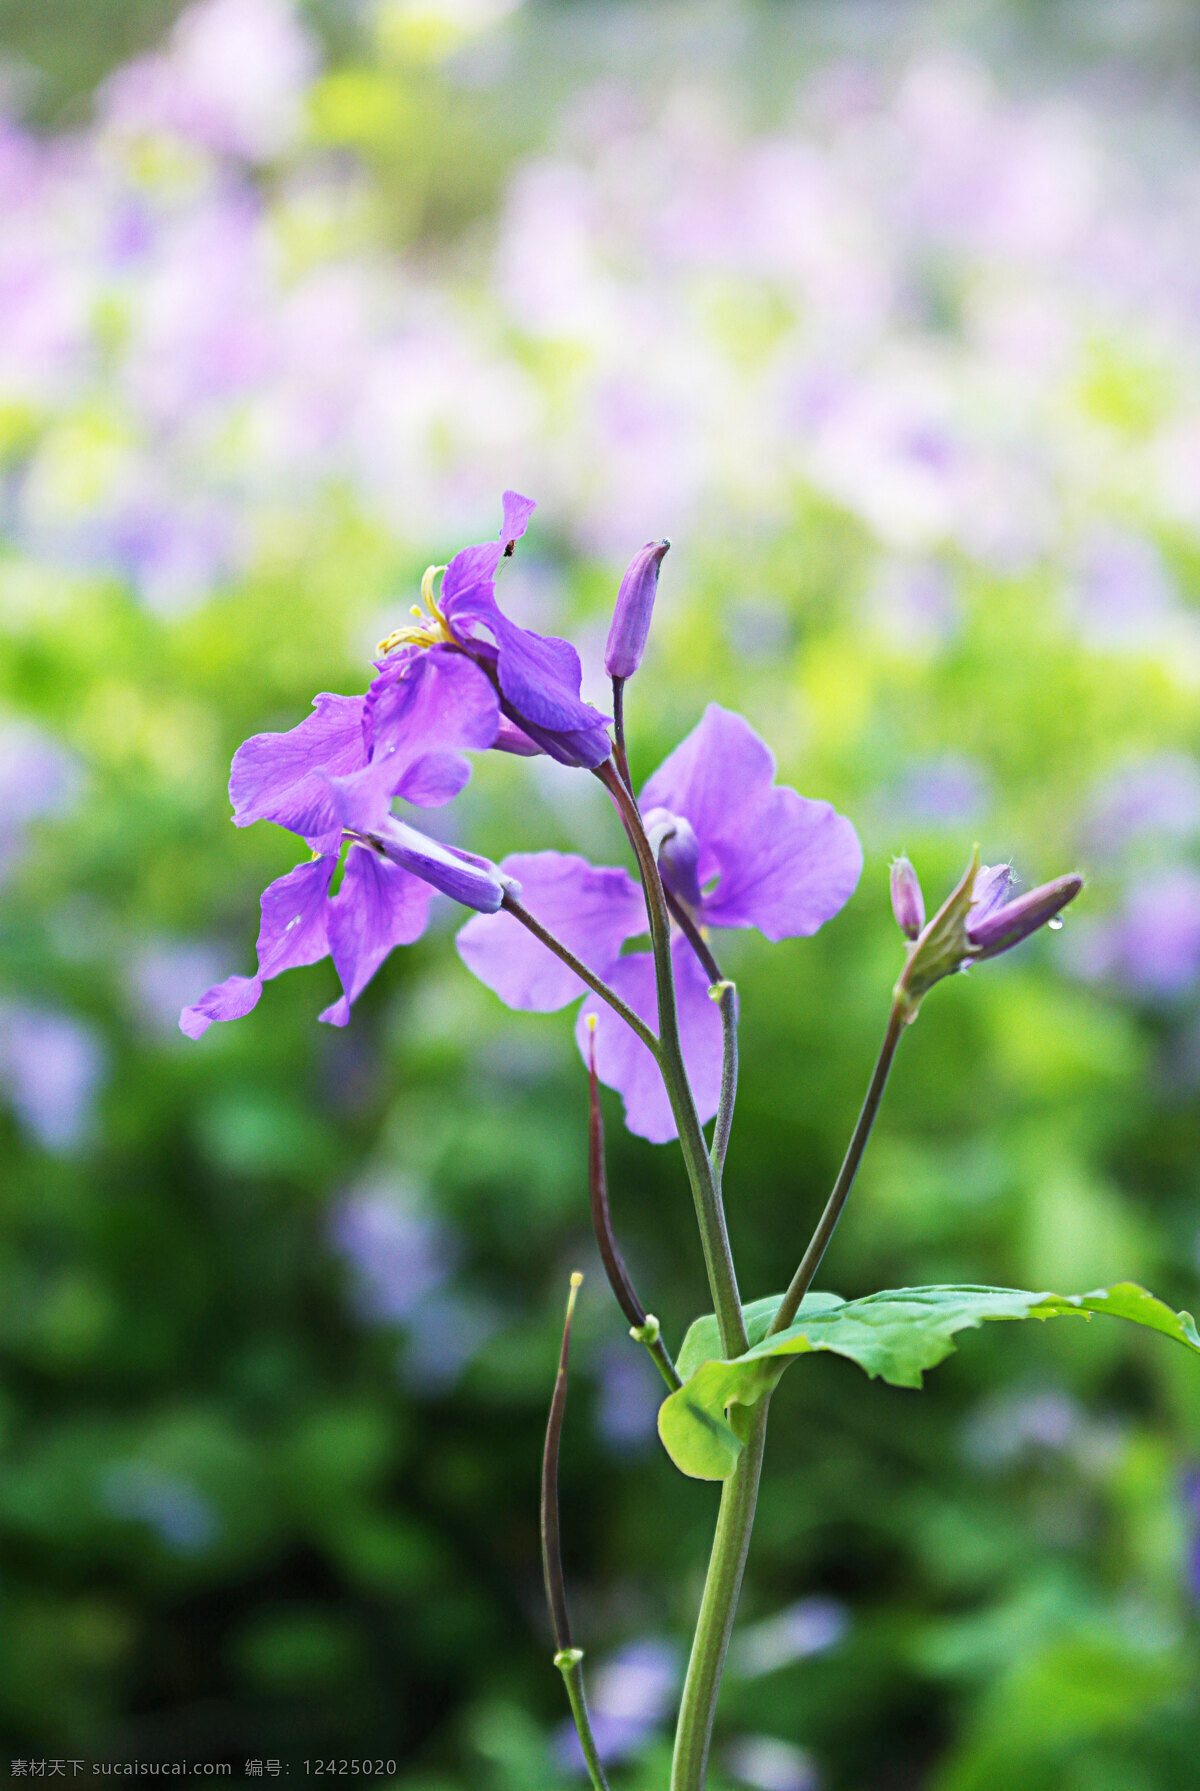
[
  {"left": 457, "top": 705, "right": 862, "bottom": 1142},
  {"left": 181, "top": 647, "right": 516, "bottom": 1037},
  {"left": 376, "top": 491, "right": 612, "bottom": 769},
  {"left": 184, "top": 490, "right": 611, "bottom": 1038}
]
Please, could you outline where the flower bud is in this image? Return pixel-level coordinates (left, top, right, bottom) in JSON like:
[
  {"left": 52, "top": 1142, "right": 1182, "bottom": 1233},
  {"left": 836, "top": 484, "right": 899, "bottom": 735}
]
[
  {"left": 604, "top": 539, "right": 670, "bottom": 680},
  {"left": 967, "top": 873, "right": 1083, "bottom": 960},
  {"left": 643, "top": 806, "right": 703, "bottom": 908},
  {"left": 890, "top": 857, "right": 925, "bottom": 939},
  {"left": 970, "top": 862, "right": 1013, "bottom": 924}
]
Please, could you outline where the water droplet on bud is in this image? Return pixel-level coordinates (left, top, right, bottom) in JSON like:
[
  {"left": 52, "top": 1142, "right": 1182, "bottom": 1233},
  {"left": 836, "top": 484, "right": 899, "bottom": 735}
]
[{"left": 1048, "top": 917, "right": 1063, "bottom": 930}]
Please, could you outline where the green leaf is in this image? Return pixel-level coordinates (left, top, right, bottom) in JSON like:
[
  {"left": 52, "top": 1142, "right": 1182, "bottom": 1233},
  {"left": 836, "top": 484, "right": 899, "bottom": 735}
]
[{"left": 658, "top": 1282, "right": 1200, "bottom": 1481}]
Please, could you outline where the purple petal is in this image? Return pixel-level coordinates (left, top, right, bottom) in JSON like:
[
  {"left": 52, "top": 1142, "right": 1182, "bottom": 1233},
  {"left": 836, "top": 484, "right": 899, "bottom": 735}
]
[
  {"left": 440, "top": 540, "right": 504, "bottom": 620},
  {"left": 500, "top": 704, "right": 612, "bottom": 769},
  {"left": 491, "top": 611, "right": 611, "bottom": 734},
  {"left": 576, "top": 940, "right": 724, "bottom": 1144},
  {"left": 328, "top": 773, "right": 507, "bottom": 912},
  {"left": 457, "top": 852, "right": 645, "bottom": 1010},
  {"left": 492, "top": 715, "right": 543, "bottom": 757},
  {"left": 641, "top": 706, "right": 861, "bottom": 940},
  {"left": 971, "top": 863, "right": 1013, "bottom": 923},
  {"left": 229, "top": 692, "right": 366, "bottom": 849},
  {"left": 180, "top": 854, "right": 336, "bottom": 1037},
  {"left": 320, "top": 842, "right": 433, "bottom": 1026},
  {"left": 500, "top": 489, "right": 536, "bottom": 551},
  {"left": 437, "top": 492, "right": 535, "bottom": 622},
  {"left": 641, "top": 705, "right": 771, "bottom": 864},
  {"left": 968, "top": 873, "right": 1083, "bottom": 959},
  {"left": 364, "top": 646, "right": 498, "bottom": 806},
  {"left": 179, "top": 972, "right": 265, "bottom": 1038}
]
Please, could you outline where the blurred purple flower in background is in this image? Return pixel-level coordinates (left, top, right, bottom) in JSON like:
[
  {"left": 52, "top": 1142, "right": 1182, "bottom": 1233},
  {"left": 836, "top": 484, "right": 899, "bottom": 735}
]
[
  {"left": 962, "top": 1387, "right": 1084, "bottom": 1470},
  {"left": 330, "top": 1180, "right": 453, "bottom": 1325},
  {"left": 129, "top": 938, "right": 230, "bottom": 1035},
  {"left": 0, "top": 719, "right": 83, "bottom": 881},
  {"left": 729, "top": 1597, "right": 848, "bottom": 1679},
  {"left": 0, "top": 1001, "right": 106, "bottom": 1152},
  {"left": 102, "top": 0, "right": 317, "bottom": 163},
  {"left": 594, "top": 1344, "right": 662, "bottom": 1454},
  {"left": 1069, "top": 529, "right": 1180, "bottom": 651},
  {"left": 100, "top": 1462, "right": 220, "bottom": 1554},
  {"left": 328, "top": 1179, "right": 500, "bottom": 1393},
  {"left": 1, "top": 0, "right": 1199, "bottom": 629},
  {"left": 723, "top": 1734, "right": 818, "bottom": 1791},
  {"left": 1072, "top": 869, "right": 1200, "bottom": 999},
  {"left": 888, "top": 755, "right": 991, "bottom": 830},
  {"left": 554, "top": 1639, "right": 678, "bottom": 1772},
  {"left": 1082, "top": 755, "right": 1200, "bottom": 860}
]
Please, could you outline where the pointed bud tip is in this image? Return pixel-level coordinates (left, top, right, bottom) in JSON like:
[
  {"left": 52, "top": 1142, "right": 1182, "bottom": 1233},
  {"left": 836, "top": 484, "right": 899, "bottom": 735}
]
[
  {"left": 604, "top": 538, "right": 671, "bottom": 679},
  {"left": 890, "top": 856, "right": 925, "bottom": 940}
]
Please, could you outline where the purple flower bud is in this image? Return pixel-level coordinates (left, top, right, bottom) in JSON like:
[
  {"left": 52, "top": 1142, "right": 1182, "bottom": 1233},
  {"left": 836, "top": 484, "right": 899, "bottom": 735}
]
[
  {"left": 967, "top": 873, "right": 1083, "bottom": 959},
  {"left": 971, "top": 862, "right": 1013, "bottom": 923},
  {"left": 644, "top": 806, "right": 704, "bottom": 909},
  {"left": 890, "top": 857, "right": 925, "bottom": 939},
  {"left": 605, "top": 539, "right": 670, "bottom": 680}
]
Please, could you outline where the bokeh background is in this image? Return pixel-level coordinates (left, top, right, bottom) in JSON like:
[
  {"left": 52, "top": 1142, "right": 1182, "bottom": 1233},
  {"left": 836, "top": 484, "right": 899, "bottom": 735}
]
[{"left": 3, "top": 1, "right": 1200, "bottom": 1785}]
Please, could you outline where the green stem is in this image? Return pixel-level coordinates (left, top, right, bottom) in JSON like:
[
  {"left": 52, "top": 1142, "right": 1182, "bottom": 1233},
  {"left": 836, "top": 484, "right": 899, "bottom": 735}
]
[
  {"left": 556, "top": 1651, "right": 610, "bottom": 1791},
  {"left": 543, "top": 1276, "right": 611, "bottom": 1791},
  {"left": 669, "top": 1399, "right": 770, "bottom": 1791},
  {"left": 628, "top": 1312, "right": 681, "bottom": 1392},
  {"left": 502, "top": 893, "right": 661, "bottom": 1061},
  {"left": 595, "top": 761, "right": 748, "bottom": 1359},
  {"left": 586, "top": 1020, "right": 681, "bottom": 1391},
  {"left": 767, "top": 1000, "right": 907, "bottom": 1338},
  {"left": 708, "top": 980, "right": 738, "bottom": 1182}
]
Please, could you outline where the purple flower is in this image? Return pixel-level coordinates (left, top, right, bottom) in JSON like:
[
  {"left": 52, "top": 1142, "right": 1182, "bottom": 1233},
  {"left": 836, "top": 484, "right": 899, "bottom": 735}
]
[
  {"left": 182, "top": 647, "right": 516, "bottom": 1037},
  {"left": 605, "top": 539, "right": 670, "bottom": 679},
  {"left": 1076, "top": 868, "right": 1200, "bottom": 999},
  {"left": 376, "top": 491, "right": 612, "bottom": 769},
  {"left": 187, "top": 495, "right": 594, "bottom": 1037},
  {"left": 0, "top": 1000, "right": 106, "bottom": 1152},
  {"left": 457, "top": 706, "right": 862, "bottom": 1141}
]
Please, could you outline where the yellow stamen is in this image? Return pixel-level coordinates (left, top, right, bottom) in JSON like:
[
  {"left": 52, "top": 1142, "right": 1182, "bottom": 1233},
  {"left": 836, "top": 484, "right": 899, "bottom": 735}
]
[{"left": 377, "top": 564, "right": 453, "bottom": 655}]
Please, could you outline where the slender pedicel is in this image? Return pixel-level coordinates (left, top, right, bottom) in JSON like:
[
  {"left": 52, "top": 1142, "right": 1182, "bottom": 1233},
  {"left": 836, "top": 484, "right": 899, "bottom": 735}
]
[
  {"left": 768, "top": 1000, "right": 907, "bottom": 1336},
  {"left": 708, "top": 980, "right": 738, "bottom": 1181},
  {"left": 501, "top": 893, "right": 661, "bottom": 1060},
  {"left": 594, "top": 759, "right": 748, "bottom": 1359},
  {"left": 541, "top": 1273, "right": 610, "bottom": 1791},
  {"left": 611, "top": 676, "right": 635, "bottom": 797},
  {"left": 586, "top": 1020, "right": 681, "bottom": 1392}
]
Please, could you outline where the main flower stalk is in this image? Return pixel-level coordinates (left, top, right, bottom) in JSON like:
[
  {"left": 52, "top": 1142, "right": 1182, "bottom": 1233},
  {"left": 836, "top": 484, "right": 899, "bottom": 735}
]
[{"left": 596, "top": 760, "right": 748, "bottom": 1361}]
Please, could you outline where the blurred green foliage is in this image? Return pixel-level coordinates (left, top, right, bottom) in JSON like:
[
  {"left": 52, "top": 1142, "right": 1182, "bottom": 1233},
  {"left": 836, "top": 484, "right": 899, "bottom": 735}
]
[{"left": 2, "top": 3, "right": 1200, "bottom": 1790}]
